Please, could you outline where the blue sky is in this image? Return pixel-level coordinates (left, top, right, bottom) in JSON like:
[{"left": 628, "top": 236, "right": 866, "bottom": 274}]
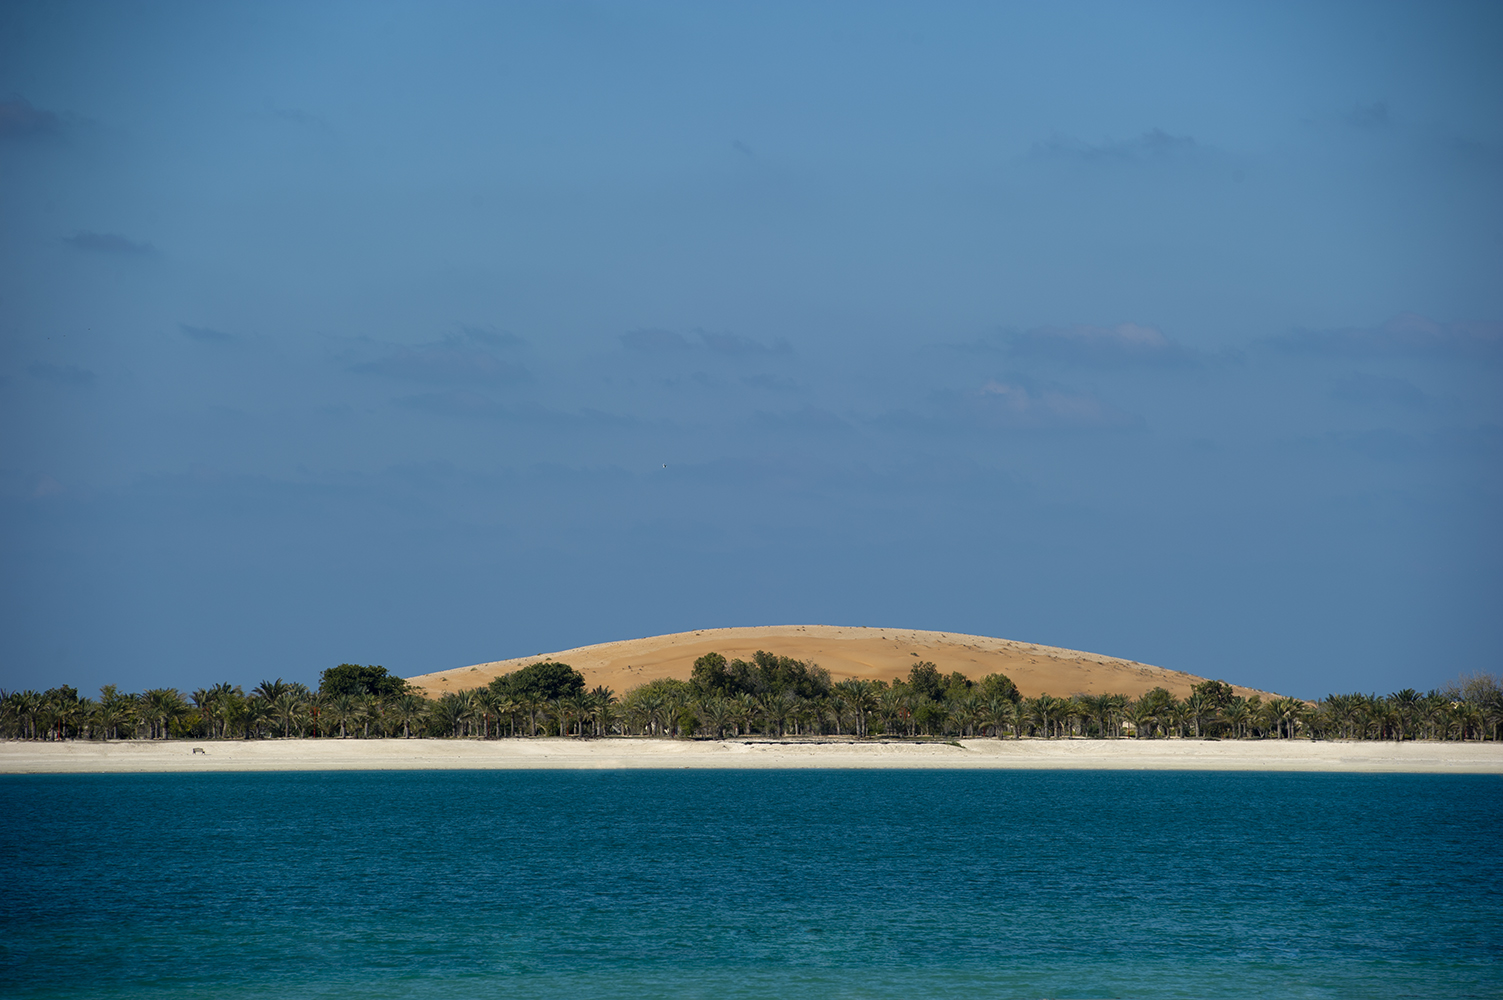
[{"left": 2, "top": 0, "right": 1500, "bottom": 699}]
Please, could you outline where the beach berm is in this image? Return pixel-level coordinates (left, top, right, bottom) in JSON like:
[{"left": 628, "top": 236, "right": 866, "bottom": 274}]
[{"left": 4, "top": 737, "right": 1498, "bottom": 774}]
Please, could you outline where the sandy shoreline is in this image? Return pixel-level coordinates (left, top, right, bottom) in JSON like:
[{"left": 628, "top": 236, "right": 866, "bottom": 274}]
[{"left": 2, "top": 738, "right": 1498, "bottom": 774}]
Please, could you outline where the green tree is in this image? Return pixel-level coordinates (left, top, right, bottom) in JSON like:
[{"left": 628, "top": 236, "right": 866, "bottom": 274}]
[
  {"left": 269, "top": 691, "right": 304, "bottom": 738},
  {"left": 320, "top": 664, "right": 408, "bottom": 699},
  {"left": 139, "top": 688, "right": 188, "bottom": 740},
  {"left": 835, "top": 679, "right": 879, "bottom": 737},
  {"left": 690, "top": 652, "right": 732, "bottom": 697},
  {"left": 1183, "top": 692, "right": 1214, "bottom": 738},
  {"left": 254, "top": 678, "right": 293, "bottom": 703},
  {"left": 388, "top": 693, "right": 429, "bottom": 738},
  {"left": 322, "top": 694, "right": 359, "bottom": 738},
  {"left": 489, "top": 662, "right": 586, "bottom": 711},
  {"left": 907, "top": 661, "right": 945, "bottom": 702},
  {"left": 94, "top": 685, "right": 136, "bottom": 741},
  {"left": 701, "top": 698, "right": 733, "bottom": 738},
  {"left": 588, "top": 686, "right": 616, "bottom": 737}
]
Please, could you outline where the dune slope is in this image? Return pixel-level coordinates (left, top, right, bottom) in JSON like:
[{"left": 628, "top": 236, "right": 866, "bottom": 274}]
[{"left": 406, "top": 625, "right": 1276, "bottom": 700}]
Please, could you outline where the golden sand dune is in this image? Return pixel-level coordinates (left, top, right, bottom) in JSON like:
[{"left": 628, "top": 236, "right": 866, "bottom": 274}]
[{"left": 406, "top": 625, "right": 1277, "bottom": 701}]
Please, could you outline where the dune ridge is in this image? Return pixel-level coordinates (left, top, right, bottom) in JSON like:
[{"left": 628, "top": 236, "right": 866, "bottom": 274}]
[{"left": 406, "top": 625, "right": 1279, "bottom": 701}]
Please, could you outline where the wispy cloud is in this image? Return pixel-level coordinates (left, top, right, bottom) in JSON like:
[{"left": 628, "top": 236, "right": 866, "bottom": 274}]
[
  {"left": 620, "top": 327, "right": 791, "bottom": 358},
  {"left": 740, "top": 373, "right": 797, "bottom": 391},
  {"left": 29, "top": 362, "right": 95, "bottom": 386},
  {"left": 620, "top": 328, "right": 689, "bottom": 352},
  {"left": 876, "top": 377, "right": 1136, "bottom": 433},
  {"left": 1032, "top": 128, "right": 1198, "bottom": 163},
  {"left": 751, "top": 406, "right": 850, "bottom": 433},
  {"left": 64, "top": 231, "right": 157, "bottom": 256},
  {"left": 0, "top": 98, "right": 61, "bottom": 140},
  {"left": 965, "top": 322, "right": 1198, "bottom": 368},
  {"left": 268, "top": 106, "right": 332, "bottom": 133},
  {"left": 1267, "top": 313, "right": 1503, "bottom": 361},
  {"left": 459, "top": 325, "right": 524, "bottom": 348},
  {"left": 352, "top": 342, "right": 529, "bottom": 385},
  {"left": 1342, "top": 100, "right": 1392, "bottom": 129},
  {"left": 700, "top": 330, "right": 790, "bottom": 356},
  {"left": 180, "top": 324, "right": 239, "bottom": 344},
  {"left": 1330, "top": 372, "right": 1431, "bottom": 409},
  {"left": 974, "top": 378, "right": 1134, "bottom": 428},
  {"left": 396, "top": 391, "right": 634, "bottom": 428}
]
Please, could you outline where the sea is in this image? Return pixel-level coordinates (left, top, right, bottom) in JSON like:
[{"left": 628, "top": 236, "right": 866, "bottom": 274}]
[{"left": 2, "top": 768, "right": 1499, "bottom": 999}]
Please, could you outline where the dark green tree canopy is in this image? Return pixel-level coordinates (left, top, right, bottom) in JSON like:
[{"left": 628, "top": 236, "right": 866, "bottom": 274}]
[
  {"left": 490, "top": 661, "right": 585, "bottom": 702},
  {"left": 906, "top": 661, "right": 945, "bottom": 701},
  {"left": 979, "top": 672, "right": 1021, "bottom": 704},
  {"left": 690, "top": 652, "right": 732, "bottom": 697},
  {"left": 688, "top": 650, "right": 832, "bottom": 699},
  {"left": 1192, "top": 679, "right": 1235, "bottom": 709},
  {"left": 319, "top": 664, "right": 407, "bottom": 698}
]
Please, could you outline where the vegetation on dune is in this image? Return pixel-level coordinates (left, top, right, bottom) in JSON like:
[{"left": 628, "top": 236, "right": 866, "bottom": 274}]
[{"left": 4, "top": 655, "right": 1500, "bottom": 744}]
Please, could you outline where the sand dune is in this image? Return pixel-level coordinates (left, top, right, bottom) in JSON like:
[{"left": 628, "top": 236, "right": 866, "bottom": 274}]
[{"left": 407, "top": 625, "right": 1278, "bottom": 700}]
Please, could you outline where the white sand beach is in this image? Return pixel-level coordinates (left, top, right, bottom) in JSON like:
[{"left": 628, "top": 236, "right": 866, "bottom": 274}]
[{"left": 4, "top": 738, "right": 1498, "bottom": 774}]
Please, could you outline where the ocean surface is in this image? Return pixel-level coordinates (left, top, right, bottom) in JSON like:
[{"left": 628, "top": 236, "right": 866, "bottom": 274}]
[{"left": 2, "top": 768, "right": 1499, "bottom": 999}]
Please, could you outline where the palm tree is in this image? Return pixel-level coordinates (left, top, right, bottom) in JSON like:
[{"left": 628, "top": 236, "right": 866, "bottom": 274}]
[
  {"left": 498, "top": 695, "right": 521, "bottom": 737},
  {"left": 94, "top": 685, "right": 136, "bottom": 741},
  {"left": 48, "top": 691, "right": 85, "bottom": 741},
  {"left": 139, "top": 688, "right": 188, "bottom": 740},
  {"left": 827, "top": 689, "right": 849, "bottom": 735},
  {"left": 546, "top": 696, "right": 568, "bottom": 738},
  {"left": 356, "top": 694, "right": 381, "bottom": 738},
  {"left": 636, "top": 689, "right": 666, "bottom": 737},
  {"left": 835, "top": 679, "right": 878, "bottom": 737},
  {"left": 269, "top": 691, "right": 303, "bottom": 738},
  {"left": 1390, "top": 689, "right": 1421, "bottom": 741},
  {"left": 671, "top": 696, "right": 698, "bottom": 738},
  {"left": 985, "top": 696, "right": 1019, "bottom": 739},
  {"left": 702, "top": 698, "right": 734, "bottom": 739},
  {"left": 876, "top": 688, "right": 904, "bottom": 737},
  {"left": 240, "top": 695, "right": 272, "bottom": 739},
  {"left": 950, "top": 694, "right": 981, "bottom": 738},
  {"left": 195, "top": 683, "right": 242, "bottom": 738},
  {"left": 519, "top": 694, "right": 543, "bottom": 737},
  {"left": 389, "top": 693, "right": 428, "bottom": 738},
  {"left": 1224, "top": 698, "right": 1252, "bottom": 739},
  {"left": 1101, "top": 693, "right": 1130, "bottom": 738},
  {"left": 730, "top": 692, "right": 757, "bottom": 736},
  {"left": 622, "top": 697, "right": 648, "bottom": 736},
  {"left": 452, "top": 690, "right": 478, "bottom": 737},
  {"left": 253, "top": 678, "right": 293, "bottom": 703},
  {"left": 1267, "top": 697, "right": 1304, "bottom": 739},
  {"left": 322, "top": 694, "right": 358, "bottom": 738},
  {"left": 474, "top": 688, "right": 503, "bottom": 738},
  {"left": 588, "top": 686, "right": 616, "bottom": 737},
  {"left": 1184, "top": 692, "right": 1214, "bottom": 738},
  {"left": 1026, "top": 695, "right": 1060, "bottom": 738},
  {"left": 763, "top": 691, "right": 797, "bottom": 737}
]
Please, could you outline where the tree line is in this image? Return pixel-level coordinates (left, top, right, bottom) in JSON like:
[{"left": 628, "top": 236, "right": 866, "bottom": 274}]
[{"left": 3, "top": 652, "right": 1500, "bottom": 743}]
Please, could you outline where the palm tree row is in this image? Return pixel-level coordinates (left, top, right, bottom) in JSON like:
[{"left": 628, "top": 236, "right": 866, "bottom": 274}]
[
  {"left": 0, "top": 680, "right": 433, "bottom": 741},
  {"left": 4, "top": 659, "right": 1499, "bottom": 742}
]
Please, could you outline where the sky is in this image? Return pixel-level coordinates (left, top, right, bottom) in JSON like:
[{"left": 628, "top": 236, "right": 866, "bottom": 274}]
[{"left": 1, "top": 0, "right": 1500, "bottom": 700}]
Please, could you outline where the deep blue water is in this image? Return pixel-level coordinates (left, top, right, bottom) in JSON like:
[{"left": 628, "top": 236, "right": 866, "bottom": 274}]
[{"left": 2, "top": 769, "right": 1500, "bottom": 999}]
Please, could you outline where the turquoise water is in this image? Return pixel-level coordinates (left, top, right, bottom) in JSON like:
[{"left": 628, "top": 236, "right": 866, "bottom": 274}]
[{"left": 2, "top": 769, "right": 1499, "bottom": 999}]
